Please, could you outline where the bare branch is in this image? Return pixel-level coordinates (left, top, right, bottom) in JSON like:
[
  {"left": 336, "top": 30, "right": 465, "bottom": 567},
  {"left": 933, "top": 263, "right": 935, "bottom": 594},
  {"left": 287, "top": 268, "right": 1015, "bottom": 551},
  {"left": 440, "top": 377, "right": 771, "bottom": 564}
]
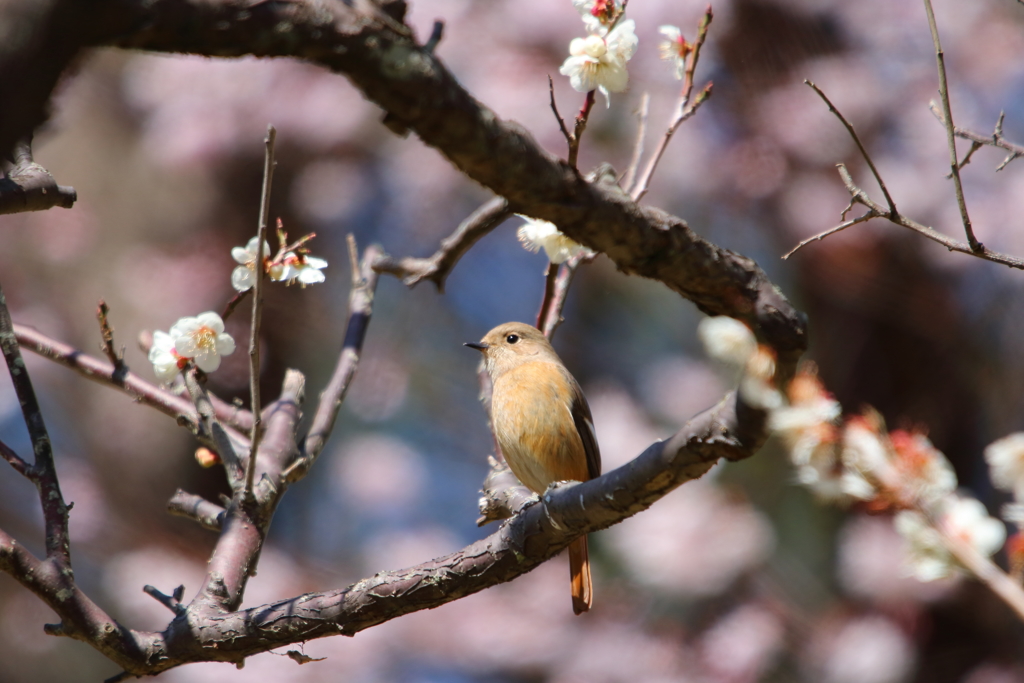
[
  {"left": 96, "top": 300, "right": 126, "bottom": 375},
  {"left": 143, "top": 584, "right": 185, "bottom": 615},
  {"left": 373, "top": 196, "right": 511, "bottom": 291},
  {"left": 0, "top": 137, "right": 76, "bottom": 214},
  {"left": 567, "top": 90, "right": 596, "bottom": 170},
  {"left": 0, "top": 438, "right": 32, "bottom": 478},
  {"left": 244, "top": 125, "right": 276, "bottom": 499},
  {"left": 0, "top": 281, "right": 71, "bottom": 565},
  {"left": 184, "top": 369, "right": 246, "bottom": 488},
  {"left": 167, "top": 489, "right": 226, "bottom": 531},
  {"left": 930, "top": 105, "right": 1024, "bottom": 173},
  {"left": 923, "top": 0, "right": 981, "bottom": 251},
  {"left": 16, "top": 323, "right": 252, "bottom": 438},
  {"left": 632, "top": 6, "right": 714, "bottom": 201},
  {"left": 549, "top": 75, "right": 572, "bottom": 151},
  {"left": 783, "top": 212, "right": 877, "bottom": 259},
  {"left": 805, "top": 80, "right": 898, "bottom": 218},
  {"left": 832, "top": 163, "right": 1024, "bottom": 269}
]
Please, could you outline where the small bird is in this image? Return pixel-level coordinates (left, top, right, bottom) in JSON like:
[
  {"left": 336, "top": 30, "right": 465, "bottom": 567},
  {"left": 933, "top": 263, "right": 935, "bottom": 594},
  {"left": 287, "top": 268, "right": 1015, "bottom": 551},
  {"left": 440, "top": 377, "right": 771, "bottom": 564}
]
[{"left": 466, "top": 322, "right": 600, "bottom": 614}]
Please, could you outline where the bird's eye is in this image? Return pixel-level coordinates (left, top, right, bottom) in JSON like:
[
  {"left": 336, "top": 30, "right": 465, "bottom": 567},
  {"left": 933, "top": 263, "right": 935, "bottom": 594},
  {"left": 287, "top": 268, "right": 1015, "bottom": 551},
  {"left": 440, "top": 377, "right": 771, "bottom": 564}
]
[{"left": 506, "top": 334, "right": 520, "bottom": 344}]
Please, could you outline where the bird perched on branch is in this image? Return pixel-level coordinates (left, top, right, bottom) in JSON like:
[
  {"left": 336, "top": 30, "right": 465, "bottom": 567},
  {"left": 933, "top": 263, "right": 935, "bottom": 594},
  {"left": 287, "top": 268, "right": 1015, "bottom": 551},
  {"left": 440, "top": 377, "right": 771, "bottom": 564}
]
[{"left": 466, "top": 322, "right": 601, "bottom": 614}]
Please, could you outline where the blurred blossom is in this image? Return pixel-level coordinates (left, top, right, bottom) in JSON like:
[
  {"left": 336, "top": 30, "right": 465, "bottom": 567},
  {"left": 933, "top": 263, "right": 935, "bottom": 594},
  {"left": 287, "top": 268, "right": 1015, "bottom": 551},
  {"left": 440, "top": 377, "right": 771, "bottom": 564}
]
[
  {"left": 117, "top": 246, "right": 225, "bottom": 316},
  {"left": 346, "top": 353, "right": 410, "bottom": 422},
  {"left": 573, "top": 0, "right": 624, "bottom": 34},
  {"left": 698, "top": 316, "right": 756, "bottom": 367},
  {"left": 516, "top": 216, "right": 591, "bottom": 264},
  {"left": 291, "top": 160, "right": 371, "bottom": 224},
  {"left": 657, "top": 25, "right": 690, "bottom": 80},
  {"left": 808, "top": 615, "right": 915, "bottom": 683},
  {"left": 230, "top": 237, "right": 269, "bottom": 293},
  {"left": 639, "top": 355, "right": 725, "bottom": 425},
  {"left": 889, "top": 430, "right": 957, "bottom": 505},
  {"left": 984, "top": 432, "right": 1024, "bottom": 500},
  {"left": 361, "top": 526, "right": 462, "bottom": 574},
  {"left": 895, "top": 496, "right": 1006, "bottom": 581},
  {"left": 698, "top": 604, "right": 784, "bottom": 683},
  {"left": 839, "top": 416, "right": 888, "bottom": 501},
  {"left": 398, "top": 560, "right": 575, "bottom": 672},
  {"left": 553, "top": 620, "right": 691, "bottom": 683},
  {"left": 739, "top": 346, "right": 783, "bottom": 410},
  {"left": 729, "top": 137, "right": 788, "bottom": 199},
  {"left": 606, "top": 481, "right": 774, "bottom": 596},
  {"left": 963, "top": 663, "right": 1024, "bottom": 683},
  {"left": 59, "top": 459, "right": 113, "bottom": 544},
  {"left": 239, "top": 547, "right": 305, "bottom": 608},
  {"left": 148, "top": 330, "right": 185, "bottom": 383},
  {"left": 0, "top": 591, "right": 59, "bottom": 654},
  {"left": 588, "top": 384, "right": 663, "bottom": 469},
  {"left": 560, "top": 20, "right": 638, "bottom": 104},
  {"left": 170, "top": 312, "right": 236, "bottom": 373},
  {"left": 331, "top": 434, "right": 426, "bottom": 512},
  {"left": 104, "top": 547, "right": 206, "bottom": 630},
  {"left": 123, "top": 56, "right": 373, "bottom": 167},
  {"left": 838, "top": 515, "right": 954, "bottom": 605}
]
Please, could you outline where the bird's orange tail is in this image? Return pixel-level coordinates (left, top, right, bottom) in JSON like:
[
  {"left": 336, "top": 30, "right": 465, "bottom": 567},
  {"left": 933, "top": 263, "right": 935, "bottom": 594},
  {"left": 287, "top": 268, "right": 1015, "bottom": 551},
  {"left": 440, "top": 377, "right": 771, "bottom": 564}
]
[{"left": 568, "top": 536, "right": 592, "bottom": 615}]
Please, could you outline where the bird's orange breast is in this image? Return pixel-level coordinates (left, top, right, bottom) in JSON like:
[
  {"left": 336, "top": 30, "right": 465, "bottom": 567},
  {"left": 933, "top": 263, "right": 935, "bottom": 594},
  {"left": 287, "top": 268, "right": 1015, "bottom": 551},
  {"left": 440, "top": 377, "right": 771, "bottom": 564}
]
[{"left": 490, "top": 360, "right": 590, "bottom": 494}]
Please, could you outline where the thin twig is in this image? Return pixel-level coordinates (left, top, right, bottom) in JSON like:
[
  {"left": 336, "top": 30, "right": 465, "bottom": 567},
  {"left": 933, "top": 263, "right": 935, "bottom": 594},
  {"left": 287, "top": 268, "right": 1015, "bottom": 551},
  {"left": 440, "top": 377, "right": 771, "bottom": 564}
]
[
  {"left": 221, "top": 289, "right": 251, "bottom": 322},
  {"left": 931, "top": 106, "right": 1024, "bottom": 173},
  {"left": 620, "top": 92, "right": 649, "bottom": 191},
  {"left": 832, "top": 163, "right": 1024, "bottom": 269},
  {"left": 0, "top": 281, "right": 71, "bottom": 565},
  {"left": 16, "top": 324, "right": 252, "bottom": 440},
  {"left": 0, "top": 438, "right": 32, "bottom": 478},
  {"left": 143, "top": 584, "right": 185, "bottom": 615},
  {"left": 567, "top": 90, "right": 596, "bottom": 170},
  {"left": 167, "top": 489, "right": 226, "bottom": 531},
  {"left": 631, "top": 6, "right": 714, "bottom": 201},
  {"left": 244, "top": 125, "right": 276, "bottom": 499},
  {"left": 184, "top": 369, "right": 245, "bottom": 488},
  {"left": 549, "top": 75, "right": 572, "bottom": 150},
  {"left": 540, "top": 254, "right": 586, "bottom": 339},
  {"left": 373, "top": 196, "right": 511, "bottom": 291},
  {"left": 923, "top": 0, "right": 981, "bottom": 251},
  {"left": 782, "top": 212, "right": 877, "bottom": 259},
  {"left": 805, "top": 80, "right": 898, "bottom": 218},
  {"left": 96, "top": 300, "right": 126, "bottom": 376},
  {"left": 536, "top": 262, "right": 559, "bottom": 331}
]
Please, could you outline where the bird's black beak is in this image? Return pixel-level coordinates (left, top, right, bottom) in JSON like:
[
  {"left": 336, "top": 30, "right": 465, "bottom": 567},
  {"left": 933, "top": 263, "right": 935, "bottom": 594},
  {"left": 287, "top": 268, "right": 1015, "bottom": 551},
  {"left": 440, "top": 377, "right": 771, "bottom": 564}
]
[{"left": 464, "top": 341, "right": 489, "bottom": 351}]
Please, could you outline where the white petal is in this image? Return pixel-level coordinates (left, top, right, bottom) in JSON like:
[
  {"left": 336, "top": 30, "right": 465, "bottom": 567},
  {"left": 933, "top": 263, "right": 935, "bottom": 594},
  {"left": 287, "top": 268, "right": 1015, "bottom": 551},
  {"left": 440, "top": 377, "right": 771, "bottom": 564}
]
[
  {"left": 193, "top": 348, "right": 222, "bottom": 373},
  {"left": 195, "top": 312, "right": 225, "bottom": 333},
  {"left": 216, "top": 333, "right": 236, "bottom": 357},
  {"left": 231, "top": 265, "right": 255, "bottom": 292},
  {"left": 298, "top": 267, "right": 326, "bottom": 285},
  {"left": 175, "top": 336, "right": 199, "bottom": 358}
]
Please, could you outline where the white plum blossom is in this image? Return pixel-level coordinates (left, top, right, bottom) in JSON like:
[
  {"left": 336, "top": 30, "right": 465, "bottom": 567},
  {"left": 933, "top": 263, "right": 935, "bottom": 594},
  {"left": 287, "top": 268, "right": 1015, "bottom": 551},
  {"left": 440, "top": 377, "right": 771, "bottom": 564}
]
[
  {"left": 572, "top": 0, "right": 621, "bottom": 35},
  {"left": 985, "top": 432, "right": 1024, "bottom": 500},
  {"left": 559, "top": 19, "right": 638, "bottom": 105},
  {"left": 170, "top": 312, "right": 236, "bottom": 373},
  {"left": 148, "top": 330, "right": 185, "bottom": 384},
  {"left": 698, "top": 316, "right": 757, "bottom": 367},
  {"left": 889, "top": 431, "right": 958, "bottom": 506},
  {"left": 271, "top": 252, "right": 328, "bottom": 286},
  {"left": 231, "top": 236, "right": 271, "bottom": 292},
  {"left": 658, "top": 25, "right": 691, "bottom": 80},
  {"left": 516, "top": 216, "right": 591, "bottom": 264},
  {"left": 895, "top": 496, "right": 1006, "bottom": 581}
]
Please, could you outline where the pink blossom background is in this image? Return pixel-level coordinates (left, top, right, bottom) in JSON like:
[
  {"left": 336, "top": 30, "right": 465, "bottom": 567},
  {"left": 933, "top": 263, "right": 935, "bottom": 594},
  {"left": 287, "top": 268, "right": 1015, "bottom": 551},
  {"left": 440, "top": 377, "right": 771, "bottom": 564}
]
[{"left": 3, "top": 0, "right": 1024, "bottom": 681}]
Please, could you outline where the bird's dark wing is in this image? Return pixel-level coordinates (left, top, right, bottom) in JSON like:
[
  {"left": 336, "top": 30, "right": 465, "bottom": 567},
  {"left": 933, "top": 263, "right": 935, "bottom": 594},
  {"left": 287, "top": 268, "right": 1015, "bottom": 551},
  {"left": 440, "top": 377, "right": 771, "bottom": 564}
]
[{"left": 568, "top": 378, "right": 601, "bottom": 479}]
